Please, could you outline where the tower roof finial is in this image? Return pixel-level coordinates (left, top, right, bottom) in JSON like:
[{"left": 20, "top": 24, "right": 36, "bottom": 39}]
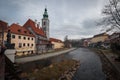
[{"left": 43, "top": 7, "right": 48, "bottom": 18}]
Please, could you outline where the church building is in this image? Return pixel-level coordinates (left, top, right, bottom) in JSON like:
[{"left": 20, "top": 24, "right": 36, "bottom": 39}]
[{"left": 23, "top": 8, "right": 52, "bottom": 54}]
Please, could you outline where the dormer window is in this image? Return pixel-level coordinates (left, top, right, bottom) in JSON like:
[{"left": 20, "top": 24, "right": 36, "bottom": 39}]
[
  {"left": 24, "top": 31, "right": 27, "bottom": 33},
  {"left": 29, "top": 32, "right": 32, "bottom": 34},
  {"left": 18, "top": 29, "right": 21, "bottom": 32}
]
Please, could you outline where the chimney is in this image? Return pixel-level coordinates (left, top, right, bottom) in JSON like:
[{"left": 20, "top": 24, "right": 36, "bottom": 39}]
[
  {"left": 35, "top": 19, "right": 37, "bottom": 27},
  {"left": 38, "top": 22, "right": 40, "bottom": 28},
  {"left": 38, "top": 22, "right": 40, "bottom": 26}
]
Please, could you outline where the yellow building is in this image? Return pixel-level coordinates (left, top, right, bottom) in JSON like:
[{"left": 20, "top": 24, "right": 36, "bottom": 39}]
[
  {"left": 91, "top": 33, "right": 109, "bottom": 44},
  {"left": 4, "top": 23, "right": 36, "bottom": 56},
  {"left": 50, "top": 38, "right": 64, "bottom": 49}
]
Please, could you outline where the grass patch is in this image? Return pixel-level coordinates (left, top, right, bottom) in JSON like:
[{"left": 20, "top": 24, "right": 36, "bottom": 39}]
[{"left": 27, "top": 59, "right": 78, "bottom": 80}]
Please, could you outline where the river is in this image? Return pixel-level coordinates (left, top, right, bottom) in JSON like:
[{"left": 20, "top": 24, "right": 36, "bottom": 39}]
[
  {"left": 20, "top": 48, "right": 106, "bottom": 80},
  {"left": 70, "top": 48, "right": 106, "bottom": 80}
]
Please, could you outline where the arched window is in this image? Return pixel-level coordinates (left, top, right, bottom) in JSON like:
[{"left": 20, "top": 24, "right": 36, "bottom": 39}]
[{"left": 43, "top": 22, "right": 46, "bottom": 25}]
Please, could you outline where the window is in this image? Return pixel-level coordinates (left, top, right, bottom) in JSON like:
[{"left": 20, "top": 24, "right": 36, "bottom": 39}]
[
  {"left": 23, "top": 43, "right": 25, "bottom": 46},
  {"left": 19, "top": 43, "right": 22, "bottom": 48},
  {"left": 31, "top": 44, "right": 33, "bottom": 46},
  {"left": 27, "top": 43, "right": 29, "bottom": 46},
  {"left": 31, "top": 38, "right": 33, "bottom": 40},
  {"left": 12, "top": 35, "right": 15, "bottom": 38},
  {"left": 29, "top": 32, "right": 32, "bottom": 34},
  {"left": 28, "top": 37, "right": 30, "bottom": 40},
  {"left": 18, "top": 36, "right": 21, "bottom": 39},
  {"left": 18, "top": 29, "right": 21, "bottom": 32},
  {"left": 43, "top": 22, "right": 46, "bottom": 25},
  {"left": 23, "top": 37, "right": 26, "bottom": 40},
  {"left": 24, "top": 31, "right": 27, "bottom": 33},
  {"left": 13, "top": 43, "right": 15, "bottom": 46}
]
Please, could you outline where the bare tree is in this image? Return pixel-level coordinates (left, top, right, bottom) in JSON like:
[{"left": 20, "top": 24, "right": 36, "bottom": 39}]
[{"left": 100, "top": 0, "right": 120, "bottom": 32}]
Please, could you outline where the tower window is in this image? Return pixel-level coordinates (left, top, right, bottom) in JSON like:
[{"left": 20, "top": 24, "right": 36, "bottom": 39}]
[{"left": 43, "top": 22, "right": 46, "bottom": 25}]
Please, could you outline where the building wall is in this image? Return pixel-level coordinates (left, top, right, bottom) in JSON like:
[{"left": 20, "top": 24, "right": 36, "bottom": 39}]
[
  {"left": 51, "top": 41, "right": 64, "bottom": 49},
  {"left": 27, "top": 27, "right": 49, "bottom": 54},
  {"left": 4, "top": 32, "right": 36, "bottom": 56},
  {"left": 91, "top": 35, "right": 108, "bottom": 43}
]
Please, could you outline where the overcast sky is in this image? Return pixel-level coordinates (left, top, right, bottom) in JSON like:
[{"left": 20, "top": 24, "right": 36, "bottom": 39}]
[{"left": 0, "top": 0, "right": 108, "bottom": 40}]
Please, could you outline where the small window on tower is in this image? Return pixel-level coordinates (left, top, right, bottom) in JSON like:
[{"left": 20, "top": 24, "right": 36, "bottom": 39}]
[{"left": 43, "top": 22, "right": 46, "bottom": 25}]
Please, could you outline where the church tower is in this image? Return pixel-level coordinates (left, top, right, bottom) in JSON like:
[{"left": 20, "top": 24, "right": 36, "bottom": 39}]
[{"left": 42, "top": 8, "right": 49, "bottom": 40}]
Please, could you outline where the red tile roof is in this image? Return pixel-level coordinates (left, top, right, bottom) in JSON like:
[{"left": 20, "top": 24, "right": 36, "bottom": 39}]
[
  {"left": 7, "top": 23, "right": 34, "bottom": 37},
  {"left": 50, "top": 38, "right": 63, "bottom": 43},
  {"left": 23, "top": 19, "right": 46, "bottom": 37}
]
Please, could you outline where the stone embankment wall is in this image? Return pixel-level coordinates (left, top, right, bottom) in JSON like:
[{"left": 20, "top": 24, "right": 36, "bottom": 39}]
[
  {"left": 59, "top": 61, "right": 80, "bottom": 80},
  {"left": 97, "top": 50, "right": 120, "bottom": 80}
]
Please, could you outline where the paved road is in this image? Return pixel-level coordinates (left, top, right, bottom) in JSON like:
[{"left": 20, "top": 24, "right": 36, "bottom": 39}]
[
  {"left": 15, "top": 48, "right": 75, "bottom": 63},
  {"left": 67, "top": 48, "right": 106, "bottom": 80}
]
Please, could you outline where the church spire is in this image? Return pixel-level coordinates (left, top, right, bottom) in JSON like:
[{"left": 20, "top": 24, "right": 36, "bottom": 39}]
[
  {"left": 43, "top": 8, "right": 48, "bottom": 18},
  {"left": 42, "top": 8, "right": 49, "bottom": 40}
]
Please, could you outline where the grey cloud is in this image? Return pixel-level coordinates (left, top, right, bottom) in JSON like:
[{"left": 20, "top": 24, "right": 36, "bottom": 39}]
[
  {"left": 82, "top": 18, "right": 98, "bottom": 29},
  {"left": 50, "top": 18, "right": 101, "bottom": 39},
  {"left": 0, "top": 0, "right": 105, "bottom": 40},
  {"left": 81, "top": 18, "right": 101, "bottom": 35}
]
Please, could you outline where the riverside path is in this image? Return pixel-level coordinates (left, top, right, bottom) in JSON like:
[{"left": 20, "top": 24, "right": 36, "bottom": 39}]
[{"left": 15, "top": 48, "right": 75, "bottom": 63}]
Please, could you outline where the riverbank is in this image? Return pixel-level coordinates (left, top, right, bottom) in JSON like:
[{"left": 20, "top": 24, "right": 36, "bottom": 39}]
[
  {"left": 16, "top": 48, "right": 68, "bottom": 58},
  {"left": 15, "top": 48, "right": 76, "bottom": 63},
  {"left": 18, "top": 48, "right": 106, "bottom": 80},
  {"left": 90, "top": 48, "right": 120, "bottom": 80},
  {"left": 19, "top": 59, "right": 80, "bottom": 80}
]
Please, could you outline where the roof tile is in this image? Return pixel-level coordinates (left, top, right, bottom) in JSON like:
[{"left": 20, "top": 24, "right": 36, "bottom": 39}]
[
  {"left": 50, "top": 38, "right": 63, "bottom": 43},
  {"left": 8, "top": 23, "right": 34, "bottom": 37},
  {"left": 23, "top": 19, "right": 46, "bottom": 37}
]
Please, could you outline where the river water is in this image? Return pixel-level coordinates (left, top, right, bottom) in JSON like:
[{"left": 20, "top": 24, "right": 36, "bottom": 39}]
[
  {"left": 20, "top": 48, "right": 106, "bottom": 80},
  {"left": 69, "top": 48, "right": 106, "bottom": 80}
]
